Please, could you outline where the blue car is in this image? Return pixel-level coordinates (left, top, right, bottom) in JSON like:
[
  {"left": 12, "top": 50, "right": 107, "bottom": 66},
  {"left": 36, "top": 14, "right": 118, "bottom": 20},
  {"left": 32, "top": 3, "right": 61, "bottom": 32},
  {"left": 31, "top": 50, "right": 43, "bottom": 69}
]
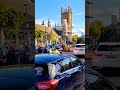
[{"left": 35, "top": 54, "right": 85, "bottom": 90}]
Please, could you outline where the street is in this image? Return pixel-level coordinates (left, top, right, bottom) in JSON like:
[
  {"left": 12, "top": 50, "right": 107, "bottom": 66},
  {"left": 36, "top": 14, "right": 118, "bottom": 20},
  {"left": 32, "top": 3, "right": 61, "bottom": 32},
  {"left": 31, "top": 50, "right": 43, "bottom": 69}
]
[{"left": 63, "top": 51, "right": 120, "bottom": 88}]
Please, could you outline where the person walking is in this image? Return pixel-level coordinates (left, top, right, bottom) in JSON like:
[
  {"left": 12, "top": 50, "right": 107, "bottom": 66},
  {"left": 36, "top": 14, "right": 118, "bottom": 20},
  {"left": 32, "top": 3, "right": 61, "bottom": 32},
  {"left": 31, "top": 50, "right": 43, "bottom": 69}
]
[{"left": 49, "top": 44, "right": 60, "bottom": 54}]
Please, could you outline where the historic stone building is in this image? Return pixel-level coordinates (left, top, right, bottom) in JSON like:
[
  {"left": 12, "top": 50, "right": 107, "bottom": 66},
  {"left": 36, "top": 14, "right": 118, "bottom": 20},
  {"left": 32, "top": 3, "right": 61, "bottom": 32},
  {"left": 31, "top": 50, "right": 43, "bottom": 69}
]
[{"left": 61, "top": 6, "right": 72, "bottom": 42}]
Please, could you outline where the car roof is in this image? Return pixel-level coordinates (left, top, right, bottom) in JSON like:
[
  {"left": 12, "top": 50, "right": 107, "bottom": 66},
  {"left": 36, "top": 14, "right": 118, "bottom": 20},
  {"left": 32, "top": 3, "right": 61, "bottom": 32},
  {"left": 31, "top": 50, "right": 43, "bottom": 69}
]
[
  {"left": 35, "top": 54, "right": 66, "bottom": 64},
  {"left": 0, "top": 64, "right": 34, "bottom": 89},
  {"left": 98, "top": 42, "right": 120, "bottom": 45}
]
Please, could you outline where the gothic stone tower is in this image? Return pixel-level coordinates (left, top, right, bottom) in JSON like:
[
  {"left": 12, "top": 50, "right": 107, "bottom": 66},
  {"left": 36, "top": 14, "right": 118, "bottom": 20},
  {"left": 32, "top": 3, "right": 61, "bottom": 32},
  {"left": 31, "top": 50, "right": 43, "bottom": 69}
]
[{"left": 61, "top": 6, "right": 72, "bottom": 41}]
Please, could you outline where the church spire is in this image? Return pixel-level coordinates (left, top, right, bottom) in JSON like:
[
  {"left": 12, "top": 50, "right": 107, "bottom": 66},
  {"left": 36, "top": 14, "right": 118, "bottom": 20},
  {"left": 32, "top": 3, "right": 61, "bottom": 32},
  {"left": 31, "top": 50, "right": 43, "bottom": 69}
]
[
  {"left": 48, "top": 18, "right": 51, "bottom": 27},
  {"left": 41, "top": 20, "right": 44, "bottom": 25}
]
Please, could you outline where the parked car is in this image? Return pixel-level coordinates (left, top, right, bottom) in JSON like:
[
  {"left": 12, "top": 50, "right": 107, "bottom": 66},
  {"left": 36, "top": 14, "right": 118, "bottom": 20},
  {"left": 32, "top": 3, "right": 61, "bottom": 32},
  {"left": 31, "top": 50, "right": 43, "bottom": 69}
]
[
  {"left": 0, "top": 44, "right": 8, "bottom": 65},
  {"left": 35, "top": 54, "right": 85, "bottom": 90},
  {"left": 55, "top": 45, "right": 62, "bottom": 54},
  {"left": 73, "top": 44, "right": 85, "bottom": 56},
  {"left": 85, "top": 69, "right": 118, "bottom": 90},
  {"left": 92, "top": 42, "right": 120, "bottom": 69},
  {"left": 35, "top": 46, "right": 39, "bottom": 54},
  {"left": 0, "top": 64, "right": 34, "bottom": 90}
]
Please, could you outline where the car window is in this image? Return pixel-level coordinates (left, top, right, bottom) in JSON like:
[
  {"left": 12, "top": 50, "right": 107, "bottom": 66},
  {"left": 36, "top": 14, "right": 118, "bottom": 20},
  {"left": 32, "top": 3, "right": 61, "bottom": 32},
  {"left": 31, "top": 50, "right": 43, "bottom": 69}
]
[
  {"left": 86, "top": 73, "right": 114, "bottom": 90},
  {"left": 97, "top": 45, "right": 120, "bottom": 51},
  {"left": 70, "top": 57, "right": 83, "bottom": 67},
  {"left": 60, "top": 58, "right": 72, "bottom": 72},
  {"left": 76, "top": 45, "right": 85, "bottom": 48},
  {"left": 55, "top": 63, "right": 63, "bottom": 73},
  {"left": 35, "top": 64, "right": 49, "bottom": 76}
]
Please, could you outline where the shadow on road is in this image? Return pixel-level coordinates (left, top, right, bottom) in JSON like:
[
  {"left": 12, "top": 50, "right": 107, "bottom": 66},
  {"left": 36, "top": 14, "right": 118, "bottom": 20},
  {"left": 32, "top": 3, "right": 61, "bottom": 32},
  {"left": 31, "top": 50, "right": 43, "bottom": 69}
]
[{"left": 94, "top": 68, "right": 120, "bottom": 76}]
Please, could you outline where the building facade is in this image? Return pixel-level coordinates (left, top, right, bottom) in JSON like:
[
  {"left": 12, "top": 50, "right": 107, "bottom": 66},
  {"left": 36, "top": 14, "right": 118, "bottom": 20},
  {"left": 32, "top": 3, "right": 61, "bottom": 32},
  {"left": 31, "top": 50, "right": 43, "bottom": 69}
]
[{"left": 61, "top": 6, "right": 72, "bottom": 41}]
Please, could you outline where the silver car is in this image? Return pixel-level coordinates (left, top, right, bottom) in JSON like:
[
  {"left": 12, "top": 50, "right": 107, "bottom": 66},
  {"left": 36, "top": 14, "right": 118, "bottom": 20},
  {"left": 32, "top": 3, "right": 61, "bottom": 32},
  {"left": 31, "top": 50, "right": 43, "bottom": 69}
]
[
  {"left": 73, "top": 44, "right": 85, "bottom": 56},
  {"left": 92, "top": 42, "right": 120, "bottom": 69}
]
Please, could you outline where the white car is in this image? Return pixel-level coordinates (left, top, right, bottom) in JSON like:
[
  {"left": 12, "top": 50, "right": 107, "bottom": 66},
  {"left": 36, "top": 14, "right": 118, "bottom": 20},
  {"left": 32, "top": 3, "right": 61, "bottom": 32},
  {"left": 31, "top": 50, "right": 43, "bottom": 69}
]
[
  {"left": 73, "top": 44, "right": 85, "bottom": 55},
  {"left": 92, "top": 42, "right": 120, "bottom": 69}
]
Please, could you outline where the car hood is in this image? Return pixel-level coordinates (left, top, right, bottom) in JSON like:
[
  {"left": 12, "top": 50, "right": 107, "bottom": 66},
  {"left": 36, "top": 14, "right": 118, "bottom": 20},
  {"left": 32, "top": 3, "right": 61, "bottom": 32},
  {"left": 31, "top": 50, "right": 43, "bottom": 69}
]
[{"left": 0, "top": 65, "right": 34, "bottom": 89}]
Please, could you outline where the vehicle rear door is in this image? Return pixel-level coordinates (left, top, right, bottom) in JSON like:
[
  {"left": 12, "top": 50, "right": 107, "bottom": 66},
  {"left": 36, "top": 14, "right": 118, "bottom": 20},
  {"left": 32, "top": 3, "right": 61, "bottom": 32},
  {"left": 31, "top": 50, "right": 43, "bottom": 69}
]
[
  {"left": 70, "top": 56, "right": 85, "bottom": 88},
  {"left": 55, "top": 58, "right": 74, "bottom": 90}
]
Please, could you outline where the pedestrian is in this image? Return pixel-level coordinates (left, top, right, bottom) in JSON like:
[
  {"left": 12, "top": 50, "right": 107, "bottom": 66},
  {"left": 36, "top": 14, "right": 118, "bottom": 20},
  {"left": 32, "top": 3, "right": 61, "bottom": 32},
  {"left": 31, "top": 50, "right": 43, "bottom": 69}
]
[
  {"left": 49, "top": 44, "right": 60, "bottom": 54},
  {"left": 43, "top": 45, "right": 48, "bottom": 53}
]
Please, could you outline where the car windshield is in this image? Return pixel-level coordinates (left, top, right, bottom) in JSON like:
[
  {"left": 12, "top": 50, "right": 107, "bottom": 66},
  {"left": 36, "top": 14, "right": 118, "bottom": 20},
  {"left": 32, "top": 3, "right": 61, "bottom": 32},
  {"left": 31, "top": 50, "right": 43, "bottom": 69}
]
[
  {"left": 76, "top": 45, "right": 85, "bottom": 48},
  {"left": 97, "top": 45, "right": 120, "bottom": 51}
]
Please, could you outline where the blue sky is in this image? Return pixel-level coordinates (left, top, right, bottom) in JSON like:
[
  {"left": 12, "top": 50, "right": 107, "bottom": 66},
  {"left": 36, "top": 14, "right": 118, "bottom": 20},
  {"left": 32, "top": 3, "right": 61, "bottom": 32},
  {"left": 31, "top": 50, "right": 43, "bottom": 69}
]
[{"left": 35, "top": 0, "right": 85, "bottom": 36}]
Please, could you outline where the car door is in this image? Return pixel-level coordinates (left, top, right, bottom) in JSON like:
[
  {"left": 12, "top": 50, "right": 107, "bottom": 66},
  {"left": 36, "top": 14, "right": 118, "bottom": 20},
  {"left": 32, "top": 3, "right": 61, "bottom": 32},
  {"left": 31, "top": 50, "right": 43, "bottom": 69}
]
[
  {"left": 55, "top": 58, "right": 74, "bottom": 90},
  {"left": 70, "top": 56, "right": 85, "bottom": 88}
]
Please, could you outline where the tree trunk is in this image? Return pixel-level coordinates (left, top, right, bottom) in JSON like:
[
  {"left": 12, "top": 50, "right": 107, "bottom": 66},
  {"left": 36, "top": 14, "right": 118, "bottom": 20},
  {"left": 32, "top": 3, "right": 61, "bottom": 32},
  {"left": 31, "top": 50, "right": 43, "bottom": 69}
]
[
  {"left": 28, "top": 32, "right": 31, "bottom": 44},
  {"left": 1, "top": 28, "right": 4, "bottom": 44},
  {"left": 16, "top": 36, "right": 19, "bottom": 44}
]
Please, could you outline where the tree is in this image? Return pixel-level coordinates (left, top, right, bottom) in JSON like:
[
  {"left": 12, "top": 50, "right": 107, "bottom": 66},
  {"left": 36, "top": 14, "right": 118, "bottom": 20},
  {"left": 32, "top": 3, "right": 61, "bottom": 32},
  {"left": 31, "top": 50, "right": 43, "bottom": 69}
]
[
  {"left": 72, "top": 34, "right": 78, "bottom": 43},
  {"left": 35, "top": 27, "right": 46, "bottom": 43},
  {"left": 98, "top": 24, "right": 119, "bottom": 42},
  {"left": 49, "top": 30, "right": 59, "bottom": 43},
  {"left": 76, "top": 37, "right": 85, "bottom": 44},
  {"left": 89, "top": 20, "right": 104, "bottom": 41},
  {"left": 0, "top": 6, "right": 25, "bottom": 44}
]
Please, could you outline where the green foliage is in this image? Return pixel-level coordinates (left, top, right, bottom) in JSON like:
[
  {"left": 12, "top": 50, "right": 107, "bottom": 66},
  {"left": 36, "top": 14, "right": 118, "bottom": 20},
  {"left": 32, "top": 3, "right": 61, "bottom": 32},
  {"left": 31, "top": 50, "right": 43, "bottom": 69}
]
[
  {"left": 89, "top": 20, "right": 104, "bottom": 40},
  {"left": 49, "top": 30, "right": 58, "bottom": 42},
  {"left": 98, "top": 24, "right": 120, "bottom": 42},
  {"left": 72, "top": 34, "right": 79, "bottom": 43},
  {"left": 0, "top": 6, "right": 25, "bottom": 39},
  {"left": 76, "top": 37, "right": 85, "bottom": 44},
  {"left": 35, "top": 27, "right": 46, "bottom": 42}
]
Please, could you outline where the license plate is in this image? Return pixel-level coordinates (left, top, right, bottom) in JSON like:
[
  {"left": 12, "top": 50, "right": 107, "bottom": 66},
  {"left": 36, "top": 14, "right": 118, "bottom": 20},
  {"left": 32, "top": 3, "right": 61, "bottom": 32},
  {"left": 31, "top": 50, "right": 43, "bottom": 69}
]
[{"left": 79, "top": 49, "right": 84, "bottom": 51}]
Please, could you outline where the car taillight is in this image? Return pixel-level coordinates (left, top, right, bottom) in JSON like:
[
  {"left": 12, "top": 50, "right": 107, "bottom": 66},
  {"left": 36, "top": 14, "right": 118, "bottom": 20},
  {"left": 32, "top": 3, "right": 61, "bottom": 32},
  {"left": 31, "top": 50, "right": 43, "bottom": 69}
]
[
  {"left": 95, "top": 52, "right": 103, "bottom": 56},
  {"left": 38, "top": 80, "right": 58, "bottom": 90}
]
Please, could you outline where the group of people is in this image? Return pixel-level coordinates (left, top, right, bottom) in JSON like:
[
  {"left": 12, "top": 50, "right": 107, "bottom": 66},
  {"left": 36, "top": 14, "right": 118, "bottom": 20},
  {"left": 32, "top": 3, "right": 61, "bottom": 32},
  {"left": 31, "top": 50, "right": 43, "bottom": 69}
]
[{"left": 4, "top": 43, "right": 34, "bottom": 65}]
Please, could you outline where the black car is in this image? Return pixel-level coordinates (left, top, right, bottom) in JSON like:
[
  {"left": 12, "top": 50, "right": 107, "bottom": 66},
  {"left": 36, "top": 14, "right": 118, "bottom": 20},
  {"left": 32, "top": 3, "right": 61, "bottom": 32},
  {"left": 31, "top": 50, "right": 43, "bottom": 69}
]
[
  {"left": 35, "top": 54, "right": 85, "bottom": 90},
  {"left": 85, "top": 69, "right": 118, "bottom": 90},
  {"left": 0, "top": 64, "right": 34, "bottom": 90}
]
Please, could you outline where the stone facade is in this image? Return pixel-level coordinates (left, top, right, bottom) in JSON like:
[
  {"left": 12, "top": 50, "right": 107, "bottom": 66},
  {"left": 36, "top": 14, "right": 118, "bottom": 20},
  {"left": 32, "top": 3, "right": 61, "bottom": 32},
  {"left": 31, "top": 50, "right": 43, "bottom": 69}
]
[{"left": 61, "top": 6, "right": 72, "bottom": 41}]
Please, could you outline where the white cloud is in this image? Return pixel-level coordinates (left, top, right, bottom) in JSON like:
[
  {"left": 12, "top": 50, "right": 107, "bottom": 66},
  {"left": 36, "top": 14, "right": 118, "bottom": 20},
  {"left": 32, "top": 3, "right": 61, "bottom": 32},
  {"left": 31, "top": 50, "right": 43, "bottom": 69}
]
[{"left": 72, "top": 28, "right": 85, "bottom": 36}]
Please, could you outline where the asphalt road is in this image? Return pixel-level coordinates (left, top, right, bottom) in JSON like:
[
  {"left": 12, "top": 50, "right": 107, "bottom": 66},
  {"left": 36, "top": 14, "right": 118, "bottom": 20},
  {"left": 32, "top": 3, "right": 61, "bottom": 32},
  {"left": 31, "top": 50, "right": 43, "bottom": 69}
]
[{"left": 63, "top": 51, "right": 120, "bottom": 88}]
